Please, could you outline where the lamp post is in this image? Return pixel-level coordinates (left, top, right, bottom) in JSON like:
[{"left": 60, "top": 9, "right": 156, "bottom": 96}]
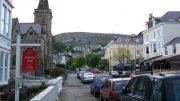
[
  {"left": 109, "top": 48, "right": 112, "bottom": 71},
  {"left": 131, "top": 34, "right": 136, "bottom": 74}
]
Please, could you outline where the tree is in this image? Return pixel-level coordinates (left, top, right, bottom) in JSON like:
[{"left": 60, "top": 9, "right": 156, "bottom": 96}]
[
  {"left": 72, "top": 55, "right": 86, "bottom": 68},
  {"left": 99, "top": 59, "right": 109, "bottom": 67},
  {"left": 113, "top": 46, "right": 131, "bottom": 66},
  {"left": 99, "top": 59, "right": 109, "bottom": 70},
  {"left": 86, "top": 53, "right": 100, "bottom": 67},
  {"left": 52, "top": 36, "right": 67, "bottom": 53}
]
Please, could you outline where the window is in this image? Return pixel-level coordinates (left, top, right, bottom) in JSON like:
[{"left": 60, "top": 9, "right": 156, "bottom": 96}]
[
  {"left": 146, "top": 46, "right": 149, "bottom": 54},
  {"left": 126, "top": 77, "right": 138, "bottom": 95},
  {"left": 173, "top": 45, "right": 176, "bottom": 54},
  {"left": 134, "top": 77, "right": 147, "bottom": 97},
  {"left": 153, "top": 43, "right": 157, "bottom": 53},
  {"left": 6, "top": 10, "right": 11, "bottom": 37},
  {"left": 1, "top": 5, "right": 11, "bottom": 37},
  {"left": 112, "top": 80, "right": 129, "bottom": 91},
  {"left": 1, "top": 5, "right": 6, "bottom": 35},
  {"left": 150, "top": 80, "right": 162, "bottom": 101},
  {"left": 165, "top": 47, "right": 168, "bottom": 55},
  {"left": 0, "top": 50, "right": 9, "bottom": 83},
  {"left": 146, "top": 35, "right": 149, "bottom": 41},
  {"left": 0, "top": 51, "right": 4, "bottom": 82},
  {"left": 154, "top": 32, "right": 156, "bottom": 38}
]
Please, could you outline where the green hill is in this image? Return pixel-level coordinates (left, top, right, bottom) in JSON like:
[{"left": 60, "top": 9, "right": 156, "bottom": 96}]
[{"left": 53, "top": 32, "right": 131, "bottom": 47}]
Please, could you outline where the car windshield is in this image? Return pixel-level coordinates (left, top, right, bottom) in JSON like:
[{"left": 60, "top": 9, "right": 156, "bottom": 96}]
[
  {"left": 165, "top": 78, "right": 180, "bottom": 101},
  {"left": 84, "top": 73, "right": 93, "bottom": 76},
  {"left": 95, "top": 76, "right": 111, "bottom": 83},
  {"left": 111, "top": 71, "right": 118, "bottom": 74},
  {"left": 79, "top": 71, "right": 86, "bottom": 74},
  {"left": 112, "top": 80, "right": 129, "bottom": 91}
]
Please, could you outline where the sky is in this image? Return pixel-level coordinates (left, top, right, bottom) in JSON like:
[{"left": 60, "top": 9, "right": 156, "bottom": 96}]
[{"left": 12, "top": 0, "right": 180, "bottom": 35}]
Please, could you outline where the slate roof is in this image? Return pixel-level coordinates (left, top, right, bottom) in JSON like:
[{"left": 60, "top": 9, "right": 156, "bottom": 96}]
[
  {"left": 154, "top": 11, "right": 180, "bottom": 24},
  {"left": 111, "top": 36, "right": 143, "bottom": 45},
  {"left": 19, "top": 23, "right": 41, "bottom": 34},
  {"left": 164, "top": 37, "right": 180, "bottom": 46}
]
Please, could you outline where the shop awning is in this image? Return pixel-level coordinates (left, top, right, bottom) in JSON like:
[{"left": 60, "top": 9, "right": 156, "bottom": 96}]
[{"left": 144, "top": 55, "right": 162, "bottom": 62}]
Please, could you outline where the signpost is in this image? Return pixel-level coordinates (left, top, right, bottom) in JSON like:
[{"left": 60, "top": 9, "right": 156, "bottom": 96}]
[
  {"left": 12, "top": 34, "right": 40, "bottom": 101},
  {"left": 22, "top": 48, "right": 38, "bottom": 72}
]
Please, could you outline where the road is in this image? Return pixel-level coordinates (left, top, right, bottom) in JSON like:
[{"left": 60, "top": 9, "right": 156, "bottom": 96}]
[{"left": 59, "top": 73, "right": 99, "bottom": 101}]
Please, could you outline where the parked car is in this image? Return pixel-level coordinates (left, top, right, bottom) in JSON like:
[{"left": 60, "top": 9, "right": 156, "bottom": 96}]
[
  {"left": 81, "top": 72, "right": 94, "bottom": 83},
  {"left": 100, "top": 78, "right": 131, "bottom": 101},
  {"left": 91, "top": 68, "right": 101, "bottom": 73},
  {"left": 119, "top": 71, "right": 131, "bottom": 77},
  {"left": 90, "top": 74, "right": 113, "bottom": 97},
  {"left": 118, "top": 71, "right": 180, "bottom": 101},
  {"left": 77, "top": 70, "right": 86, "bottom": 79},
  {"left": 109, "top": 71, "right": 120, "bottom": 78}
]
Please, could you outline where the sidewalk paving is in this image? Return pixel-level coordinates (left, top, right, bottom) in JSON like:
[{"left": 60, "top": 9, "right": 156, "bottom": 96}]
[{"left": 59, "top": 73, "right": 98, "bottom": 101}]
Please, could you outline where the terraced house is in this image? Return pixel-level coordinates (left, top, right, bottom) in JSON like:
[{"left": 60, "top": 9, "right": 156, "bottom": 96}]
[
  {"left": 143, "top": 12, "right": 180, "bottom": 71},
  {"left": 0, "top": 0, "right": 14, "bottom": 85}
]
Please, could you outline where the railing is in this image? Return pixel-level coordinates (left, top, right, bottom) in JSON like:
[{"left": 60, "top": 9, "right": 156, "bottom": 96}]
[{"left": 30, "top": 76, "right": 63, "bottom": 101}]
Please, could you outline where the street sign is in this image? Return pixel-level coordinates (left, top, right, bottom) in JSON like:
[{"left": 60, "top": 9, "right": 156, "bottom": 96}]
[{"left": 22, "top": 48, "right": 38, "bottom": 72}]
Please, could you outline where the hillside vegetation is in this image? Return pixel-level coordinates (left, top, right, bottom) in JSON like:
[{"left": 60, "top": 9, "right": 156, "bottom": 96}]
[{"left": 53, "top": 32, "right": 130, "bottom": 47}]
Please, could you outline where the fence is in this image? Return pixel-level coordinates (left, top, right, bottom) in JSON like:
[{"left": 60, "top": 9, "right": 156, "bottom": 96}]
[{"left": 30, "top": 76, "right": 63, "bottom": 101}]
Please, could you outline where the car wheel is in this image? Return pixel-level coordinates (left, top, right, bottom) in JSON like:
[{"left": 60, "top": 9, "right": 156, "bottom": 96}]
[
  {"left": 90, "top": 90, "right": 93, "bottom": 94},
  {"left": 93, "top": 91, "right": 98, "bottom": 98},
  {"left": 100, "top": 94, "right": 104, "bottom": 101}
]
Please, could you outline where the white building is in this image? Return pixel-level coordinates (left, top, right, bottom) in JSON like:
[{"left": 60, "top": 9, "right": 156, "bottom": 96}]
[
  {"left": 143, "top": 12, "right": 180, "bottom": 60},
  {"left": 0, "top": 0, "right": 14, "bottom": 85}
]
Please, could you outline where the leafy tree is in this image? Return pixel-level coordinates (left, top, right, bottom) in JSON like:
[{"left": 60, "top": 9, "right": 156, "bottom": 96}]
[
  {"left": 113, "top": 46, "right": 131, "bottom": 66},
  {"left": 52, "top": 37, "right": 67, "bottom": 53},
  {"left": 99, "top": 59, "right": 109, "bottom": 67},
  {"left": 92, "top": 47, "right": 101, "bottom": 53},
  {"left": 72, "top": 55, "right": 86, "bottom": 68},
  {"left": 87, "top": 53, "right": 100, "bottom": 67}
]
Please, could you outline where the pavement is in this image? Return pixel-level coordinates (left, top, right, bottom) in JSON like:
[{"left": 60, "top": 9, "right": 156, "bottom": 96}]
[{"left": 59, "top": 73, "right": 99, "bottom": 101}]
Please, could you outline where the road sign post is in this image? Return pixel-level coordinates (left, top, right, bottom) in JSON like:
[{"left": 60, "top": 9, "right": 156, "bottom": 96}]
[{"left": 13, "top": 34, "right": 40, "bottom": 101}]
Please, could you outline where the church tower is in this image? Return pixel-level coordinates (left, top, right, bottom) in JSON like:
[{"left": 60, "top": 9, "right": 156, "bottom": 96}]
[
  {"left": 34, "top": 0, "right": 53, "bottom": 73},
  {"left": 34, "top": 0, "right": 52, "bottom": 35}
]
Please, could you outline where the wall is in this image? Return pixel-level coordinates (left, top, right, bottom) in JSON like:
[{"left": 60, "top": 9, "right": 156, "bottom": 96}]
[{"left": 30, "top": 76, "right": 63, "bottom": 101}]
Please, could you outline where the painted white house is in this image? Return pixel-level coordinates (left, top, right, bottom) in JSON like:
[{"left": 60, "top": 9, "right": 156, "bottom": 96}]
[
  {"left": 0, "top": 0, "right": 14, "bottom": 85},
  {"left": 143, "top": 12, "right": 180, "bottom": 61}
]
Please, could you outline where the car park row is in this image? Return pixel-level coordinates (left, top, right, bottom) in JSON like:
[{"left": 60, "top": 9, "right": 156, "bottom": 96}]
[{"left": 77, "top": 68, "right": 180, "bottom": 101}]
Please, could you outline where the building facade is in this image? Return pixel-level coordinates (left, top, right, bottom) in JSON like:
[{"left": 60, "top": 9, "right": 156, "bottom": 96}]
[
  {"left": 143, "top": 12, "right": 180, "bottom": 60},
  {"left": 143, "top": 12, "right": 180, "bottom": 71},
  {"left": 104, "top": 34, "right": 143, "bottom": 68},
  {"left": 11, "top": 0, "right": 52, "bottom": 76},
  {"left": 0, "top": 0, "right": 14, "bottom": 85}
]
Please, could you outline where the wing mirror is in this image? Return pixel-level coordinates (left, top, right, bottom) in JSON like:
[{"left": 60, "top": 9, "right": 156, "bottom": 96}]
[{"left": 122, "top": 87, "right": 131, "bottom": 94}]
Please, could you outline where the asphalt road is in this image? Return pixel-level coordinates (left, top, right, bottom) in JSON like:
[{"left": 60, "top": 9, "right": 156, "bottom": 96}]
[{"left": 59, "top": 73, "right": 99, "bottom": 101}]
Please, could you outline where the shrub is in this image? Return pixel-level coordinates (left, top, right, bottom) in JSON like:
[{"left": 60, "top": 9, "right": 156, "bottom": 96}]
[
  {"left": 29, "top": 85, "right": 39, "bottom": 94},
  {"left": 56, "top": 64, "right": 65, "bottom": 68},
  {"left": 49, "top": 67, "right": 67, "bottom": 79}
]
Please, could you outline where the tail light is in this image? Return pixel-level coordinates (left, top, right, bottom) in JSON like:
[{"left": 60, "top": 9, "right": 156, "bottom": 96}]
[{"left": 108, "top": 91, "right": 113, "bottom": 97}]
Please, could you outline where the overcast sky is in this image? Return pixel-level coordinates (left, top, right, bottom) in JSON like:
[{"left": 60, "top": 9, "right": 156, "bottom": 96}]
[{"left": 12, "top": 0, "right": 180, "bottom": 35}]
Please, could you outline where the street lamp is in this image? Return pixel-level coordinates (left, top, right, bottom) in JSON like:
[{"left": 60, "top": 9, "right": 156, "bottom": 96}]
[
  {"left": 131, "top": 34, "right": 136, "bottom": 74},
  {"left": 109, "top": 48, "right": 112, "bottom": 71}
]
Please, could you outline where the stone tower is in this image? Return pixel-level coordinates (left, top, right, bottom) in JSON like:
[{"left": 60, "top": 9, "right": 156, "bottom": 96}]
[
  {"left": 34, "top": 0, "right": 52, "bottom": 35},
  {"left": 34, "top": 0, "right": 53, "bottom": 72}
]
